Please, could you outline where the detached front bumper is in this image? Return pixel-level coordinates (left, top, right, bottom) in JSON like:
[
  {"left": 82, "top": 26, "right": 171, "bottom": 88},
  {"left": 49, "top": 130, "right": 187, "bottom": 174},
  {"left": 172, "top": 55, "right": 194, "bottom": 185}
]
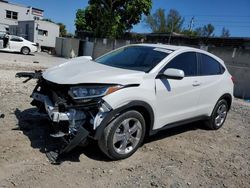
[
  {"left": 32, "top": 92, "right": 85, "bottom": 124},
  {"left": 32, "top": 92, "right": 91, "bottom": 163}
]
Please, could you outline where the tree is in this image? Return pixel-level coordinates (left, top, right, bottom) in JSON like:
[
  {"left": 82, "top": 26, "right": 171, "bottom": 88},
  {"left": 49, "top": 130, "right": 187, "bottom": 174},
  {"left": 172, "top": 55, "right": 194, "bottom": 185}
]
[
  {"left": 145, "top": 9, "right": 184, "bottom": 33},
  {"left": 65, "top": 33, "right": 74, "bottom": 38},
  {"left": 196, "top": 24, "right": 215, "bottom": 37},
  {"left": 75, "top": 8, "right": 92, "bottom": 34},
  {"left": 75, "top": 0, "right": 152, "bottom": 38},
  {"left": 166, "top": 9, "right": 184, "bottom": 33},
  {"left": 181, "top": 29, "right": 198, "bottom": 37},
  {"left": 221, "top": 27, "right": 230, "bottom": 37},
  {"left": 58, "top": 23, "right": 67, "bottom": 37},
  {"left": 145, "top": 8, "right": 167, "bottom": 33}
]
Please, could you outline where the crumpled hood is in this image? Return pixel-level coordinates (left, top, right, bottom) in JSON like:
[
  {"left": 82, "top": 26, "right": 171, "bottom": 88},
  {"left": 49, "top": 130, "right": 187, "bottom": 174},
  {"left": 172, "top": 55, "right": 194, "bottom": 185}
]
[{"left": 42, "top": 56, "right": 145, "bottom": 85}]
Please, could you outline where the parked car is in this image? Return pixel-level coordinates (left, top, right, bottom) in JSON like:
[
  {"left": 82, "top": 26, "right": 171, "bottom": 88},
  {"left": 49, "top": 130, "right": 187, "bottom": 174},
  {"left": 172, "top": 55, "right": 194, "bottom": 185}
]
[
  {"left": 0, "top": 34, "right": 38, "bottom": 55},
  {"left": 16, "top": 44, "right": 234, "bottom": 161}
]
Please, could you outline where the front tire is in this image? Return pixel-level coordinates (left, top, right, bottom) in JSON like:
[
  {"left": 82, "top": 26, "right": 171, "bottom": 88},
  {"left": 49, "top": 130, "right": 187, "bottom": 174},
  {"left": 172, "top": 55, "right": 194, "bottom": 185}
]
[
  {"left": 98, "top": 110, "right": 146, "bottom": 160},
  {"left": 21, "top": 47, "right": 30, "bottom": 55},
  {"left": 206, "top": 99, "right": 228, "bottom": 130}
]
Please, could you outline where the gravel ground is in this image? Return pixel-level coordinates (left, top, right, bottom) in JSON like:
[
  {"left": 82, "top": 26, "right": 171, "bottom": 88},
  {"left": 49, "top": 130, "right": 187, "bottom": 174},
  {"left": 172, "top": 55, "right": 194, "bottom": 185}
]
[{"left": 0, "top": 52, "right": 249, "bottom": 188}]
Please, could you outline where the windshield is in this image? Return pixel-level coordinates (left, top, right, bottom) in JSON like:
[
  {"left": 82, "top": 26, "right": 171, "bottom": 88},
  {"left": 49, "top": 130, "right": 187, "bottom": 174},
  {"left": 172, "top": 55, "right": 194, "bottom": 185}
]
[{"left": 95, "top": 46, "right": 170, "bottom": 72}]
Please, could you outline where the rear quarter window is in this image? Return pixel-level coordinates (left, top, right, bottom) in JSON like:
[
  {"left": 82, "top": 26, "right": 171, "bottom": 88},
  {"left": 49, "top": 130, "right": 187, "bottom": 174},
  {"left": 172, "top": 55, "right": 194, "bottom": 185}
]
[
  {"left": 199, "top": 53, "right": 225, "bottom": 76},
  {"left": 10, "top": 36, "right": 23, "bottom": 42}
]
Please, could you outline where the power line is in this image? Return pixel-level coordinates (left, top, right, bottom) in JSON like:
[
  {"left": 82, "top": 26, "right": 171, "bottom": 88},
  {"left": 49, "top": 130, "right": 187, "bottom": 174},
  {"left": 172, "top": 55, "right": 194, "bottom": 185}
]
[
  {"left": 184, "top": 14, "right": 250, "bottom": 18},
  {"left": 183, "top": 20, "right": 250, "bottom": 27},
  {"left": 190, "top": 23, "right": 250, "bottom": 28},
  {"left": 192, "top": 20, "right": 250, "bottom": 24},
  {"left": 188, "top": 16, "right": 195, "bottom": 31},
  {"left": 183, "top": 23, "right": 250, "bottom": 28}
]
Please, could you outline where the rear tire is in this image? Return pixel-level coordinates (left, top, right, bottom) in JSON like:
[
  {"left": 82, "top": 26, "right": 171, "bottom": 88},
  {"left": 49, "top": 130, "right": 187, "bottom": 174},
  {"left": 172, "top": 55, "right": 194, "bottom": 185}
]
[
  {"left": 206, "top": 99, "right": 228, "bottom": 130},
  {"left": 21, "top": 47, "right": 30, "bottom": 55},
  {"left": 98, "top": 110, "right": 146, "bottom": 160}
]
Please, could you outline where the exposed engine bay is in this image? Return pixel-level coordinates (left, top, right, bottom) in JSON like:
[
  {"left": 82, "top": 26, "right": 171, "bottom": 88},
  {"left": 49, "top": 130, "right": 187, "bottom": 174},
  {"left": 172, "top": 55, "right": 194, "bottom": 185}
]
[{"left": 16, "top": 71, "right": 113, "bottom": 163}]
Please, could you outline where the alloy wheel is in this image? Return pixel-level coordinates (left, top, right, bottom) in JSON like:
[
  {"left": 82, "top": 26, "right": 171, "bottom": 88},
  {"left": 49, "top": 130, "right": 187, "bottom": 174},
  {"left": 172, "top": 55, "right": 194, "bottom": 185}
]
[
  {"left": 112, "top": 118, "right": 142, "bottom": 155},
  {"left": 215, "top": 104, "right": 227, "bottom": 127}
]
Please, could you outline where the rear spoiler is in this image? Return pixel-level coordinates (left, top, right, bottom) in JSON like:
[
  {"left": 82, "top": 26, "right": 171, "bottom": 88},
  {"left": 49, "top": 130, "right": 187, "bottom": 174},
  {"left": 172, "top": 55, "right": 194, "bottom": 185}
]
[{"left": 15, "top": 70, "right": 42, "bottom": 83}]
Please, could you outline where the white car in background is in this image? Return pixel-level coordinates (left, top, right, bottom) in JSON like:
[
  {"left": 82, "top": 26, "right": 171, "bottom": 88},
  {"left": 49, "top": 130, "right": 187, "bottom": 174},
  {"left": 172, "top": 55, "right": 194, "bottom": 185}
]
[
  {"left": 17, "top": 44, "right": 234, "bottom": 162},
  {"left": 0, "top": 34, "right": 38, "bottom": 55}
]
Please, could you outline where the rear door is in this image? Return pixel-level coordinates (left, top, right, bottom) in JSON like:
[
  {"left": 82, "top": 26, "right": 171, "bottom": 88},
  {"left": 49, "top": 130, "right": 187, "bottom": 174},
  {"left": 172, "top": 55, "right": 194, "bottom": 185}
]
[
  {"left": 196, "top": 53, "right": 226, "bottom": 116},
  {"left": 155, "top": 52, "right": 201, "bottom": 129}
]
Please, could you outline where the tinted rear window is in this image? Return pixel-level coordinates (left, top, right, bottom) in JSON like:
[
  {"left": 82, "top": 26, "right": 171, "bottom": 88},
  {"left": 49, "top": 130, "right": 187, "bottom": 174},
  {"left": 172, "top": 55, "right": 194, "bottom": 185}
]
[
  {"left": 10, "top": 36, "right": 23, "bottom": 42},
  {"left": 200, "top": 54, "right": 224, "bottom": 75}
]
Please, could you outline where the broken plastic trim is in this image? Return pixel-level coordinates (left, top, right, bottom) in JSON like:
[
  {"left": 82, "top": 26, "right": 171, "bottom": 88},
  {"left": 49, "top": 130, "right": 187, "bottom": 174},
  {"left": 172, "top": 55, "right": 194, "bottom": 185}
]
[
  {"left": 15, "top": 70, "right": 42, "bottom": 83},
  {"left": 46, "top": 126, "right": 89, "bottom": 164},
  {"left": 93, "top": 100, "right": 113, "bottom": 130}
]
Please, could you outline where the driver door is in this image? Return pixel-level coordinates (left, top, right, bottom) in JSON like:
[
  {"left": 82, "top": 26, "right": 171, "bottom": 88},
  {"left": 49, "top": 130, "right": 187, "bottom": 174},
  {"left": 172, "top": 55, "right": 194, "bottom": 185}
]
[
  {"left": 154, "top": 52, "right": 201, "bottom": 129},
  {"left": 9, "top": 36, "right": 23, "bottom": 51}
]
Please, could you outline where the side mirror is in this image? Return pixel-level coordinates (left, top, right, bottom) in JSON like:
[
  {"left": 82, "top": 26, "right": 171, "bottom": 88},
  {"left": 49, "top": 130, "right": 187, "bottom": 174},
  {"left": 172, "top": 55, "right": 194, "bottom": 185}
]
[{"left": 157, "top": 68, "right": 185, "bottom": 80}]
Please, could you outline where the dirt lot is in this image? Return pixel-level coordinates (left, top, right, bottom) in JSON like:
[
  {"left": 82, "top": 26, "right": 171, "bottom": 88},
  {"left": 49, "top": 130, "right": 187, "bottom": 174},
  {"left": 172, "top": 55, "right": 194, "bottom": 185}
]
[{"left": 0, "top": 52, "right": 249, "bottom": 188}]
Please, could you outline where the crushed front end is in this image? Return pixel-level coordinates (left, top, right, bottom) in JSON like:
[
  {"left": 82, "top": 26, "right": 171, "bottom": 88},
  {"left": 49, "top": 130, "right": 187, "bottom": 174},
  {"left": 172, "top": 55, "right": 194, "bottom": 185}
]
[{"left": 16, "top": 71, "right": 114, "bottom": 163}]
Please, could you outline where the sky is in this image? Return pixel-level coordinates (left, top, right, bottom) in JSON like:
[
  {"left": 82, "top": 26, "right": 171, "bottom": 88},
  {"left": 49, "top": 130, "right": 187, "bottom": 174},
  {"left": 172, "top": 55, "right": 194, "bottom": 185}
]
[{"left": 10, "top": 0, "right": 250, "bottom": 37}]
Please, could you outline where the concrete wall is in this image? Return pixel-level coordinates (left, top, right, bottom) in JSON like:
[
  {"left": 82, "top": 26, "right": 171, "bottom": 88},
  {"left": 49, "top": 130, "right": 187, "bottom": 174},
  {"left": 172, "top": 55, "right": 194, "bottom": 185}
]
[
  {"left": 0, "top": 1, "right": 43, "bottom": 33},
  {"left": 56, "top": 37, "right": 80, "bottom": 58},
  {"left": 92, "top": 38, "right": 130, "bottom": 58},
  {"left": 207, "top": 47, "right": 250, "bottom": 99},
  {"left": 227, "top": 65, "right": 250, "bottom": 99},
  {"left": 81, "top": 41, "right": 94, "bottom": 56},
  {"left": 208, "top": 47, "right": 250, "bottom": 68}
]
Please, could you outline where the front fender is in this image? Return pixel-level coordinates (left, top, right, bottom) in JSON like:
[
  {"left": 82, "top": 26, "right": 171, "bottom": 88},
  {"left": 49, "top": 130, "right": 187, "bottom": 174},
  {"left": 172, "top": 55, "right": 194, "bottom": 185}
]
[{"left": 94, "top": 100, "right": 155, "bottom": 140}]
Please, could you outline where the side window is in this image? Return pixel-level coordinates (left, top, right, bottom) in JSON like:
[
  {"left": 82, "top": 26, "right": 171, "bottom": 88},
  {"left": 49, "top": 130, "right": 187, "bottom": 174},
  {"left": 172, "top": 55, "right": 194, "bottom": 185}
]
[
  {"left": 10, "top": 37, "right": 23, "bottom": 42},
  {"left": 164, "top": 52, "right": 197, "bottom": 77},
  {"left": 38, "top": 29, "right": 48, "bottom": 36},
  {"left": 200, "top": 54, "right": 224, "bottom": 75},
  {"left": 6, "top": 10, "right": 18, "bottom": 20}
]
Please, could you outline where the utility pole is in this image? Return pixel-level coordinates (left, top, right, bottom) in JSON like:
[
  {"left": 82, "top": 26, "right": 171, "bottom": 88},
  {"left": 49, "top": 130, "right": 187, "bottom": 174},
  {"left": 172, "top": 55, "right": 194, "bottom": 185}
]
[
  {"left": 168, "top": 19, "right": 174, "bottom": 44},
  {"left": 189, "top": 16, "right": 195, "bottom": 31}
]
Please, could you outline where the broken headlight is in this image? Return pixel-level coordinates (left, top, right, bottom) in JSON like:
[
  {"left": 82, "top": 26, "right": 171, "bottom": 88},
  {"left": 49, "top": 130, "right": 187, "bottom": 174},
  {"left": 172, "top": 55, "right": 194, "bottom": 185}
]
[{"left": 69, "top": 85, "right": 122, "bottom": 99}]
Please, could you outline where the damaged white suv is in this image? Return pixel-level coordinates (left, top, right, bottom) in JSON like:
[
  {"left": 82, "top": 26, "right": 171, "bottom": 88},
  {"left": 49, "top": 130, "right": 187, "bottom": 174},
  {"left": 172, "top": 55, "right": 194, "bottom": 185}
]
[{"left": 17, "top": 44, "right": 234, "bottom": 161}]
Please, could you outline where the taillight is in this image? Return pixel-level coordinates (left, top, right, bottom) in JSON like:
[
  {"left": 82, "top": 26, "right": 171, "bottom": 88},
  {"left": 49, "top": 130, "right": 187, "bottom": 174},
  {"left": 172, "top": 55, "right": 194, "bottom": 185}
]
[{"left": 231, "top": 76, "right": 235, "bottom": 84}]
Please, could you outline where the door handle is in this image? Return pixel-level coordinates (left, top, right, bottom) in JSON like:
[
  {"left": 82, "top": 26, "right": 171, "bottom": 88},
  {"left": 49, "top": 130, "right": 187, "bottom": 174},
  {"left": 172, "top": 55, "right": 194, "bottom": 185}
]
[{"left": 192, "top": 81, "right": 201, "bottom": 87}]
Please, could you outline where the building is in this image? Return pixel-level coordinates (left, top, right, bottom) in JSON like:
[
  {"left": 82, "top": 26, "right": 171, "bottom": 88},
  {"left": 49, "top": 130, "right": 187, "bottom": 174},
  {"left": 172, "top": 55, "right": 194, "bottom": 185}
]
[
  {"left": 11, "top": 20, "right": 60, "bottom": 48},
  {"left": 0, "top": 0, "right": 59, "bottom": 48},
  {"left": 0, "top": 0, "right": 44, "bottom": 33}
]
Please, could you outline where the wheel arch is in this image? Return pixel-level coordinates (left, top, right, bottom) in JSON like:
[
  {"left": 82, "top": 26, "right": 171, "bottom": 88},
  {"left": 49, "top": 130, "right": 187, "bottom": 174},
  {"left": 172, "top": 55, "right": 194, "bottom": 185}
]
[
  {"left": 94, "top": 100, "right": 155, "bottom": 140},
  {"left": 21, "top": 46, "right": 30, "bottom": 53},
  {"left": 218, "top": 93, "right": 232, "bottom": 111}
]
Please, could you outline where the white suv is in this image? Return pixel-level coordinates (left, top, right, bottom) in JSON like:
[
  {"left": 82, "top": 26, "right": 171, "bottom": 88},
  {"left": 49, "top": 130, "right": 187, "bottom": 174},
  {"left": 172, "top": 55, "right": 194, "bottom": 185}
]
[{"left": 17, "top": 44, "right": 234, "bottom": 161}]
